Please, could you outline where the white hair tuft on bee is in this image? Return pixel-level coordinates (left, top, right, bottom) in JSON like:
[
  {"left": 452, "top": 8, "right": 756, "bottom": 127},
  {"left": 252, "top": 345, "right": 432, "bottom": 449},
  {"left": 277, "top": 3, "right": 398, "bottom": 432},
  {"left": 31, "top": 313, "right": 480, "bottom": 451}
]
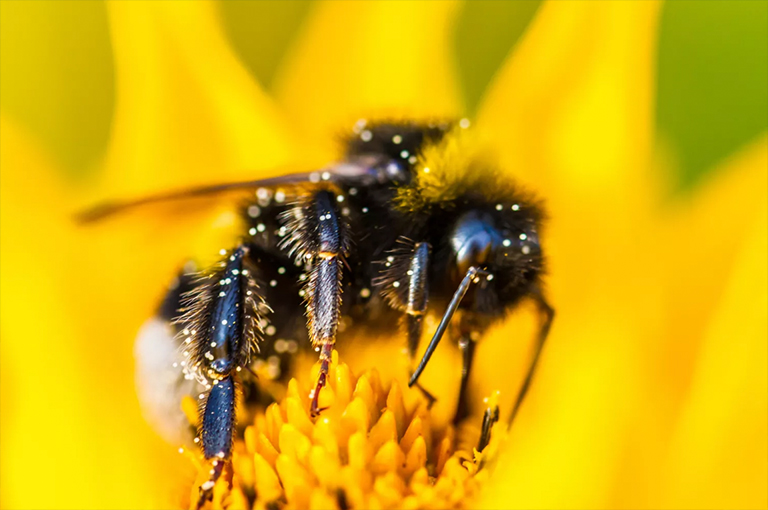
[{"left": 134, "top": 317, "right": 202, "bottom": 447}]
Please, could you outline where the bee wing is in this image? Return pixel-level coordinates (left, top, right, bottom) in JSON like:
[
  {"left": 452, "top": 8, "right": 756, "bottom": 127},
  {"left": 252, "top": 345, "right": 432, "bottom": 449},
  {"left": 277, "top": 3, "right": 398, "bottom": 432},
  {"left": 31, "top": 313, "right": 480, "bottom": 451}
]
[{"left": 76, "top": 160, "right": 383, "bottom": 223}]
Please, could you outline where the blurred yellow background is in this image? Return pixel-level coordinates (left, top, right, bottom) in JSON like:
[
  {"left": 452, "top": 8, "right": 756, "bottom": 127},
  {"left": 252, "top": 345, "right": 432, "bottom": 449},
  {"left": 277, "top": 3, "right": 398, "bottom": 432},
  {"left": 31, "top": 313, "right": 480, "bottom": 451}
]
[{"left": 1, "top": 1, "right": 766, "bottom": 509}]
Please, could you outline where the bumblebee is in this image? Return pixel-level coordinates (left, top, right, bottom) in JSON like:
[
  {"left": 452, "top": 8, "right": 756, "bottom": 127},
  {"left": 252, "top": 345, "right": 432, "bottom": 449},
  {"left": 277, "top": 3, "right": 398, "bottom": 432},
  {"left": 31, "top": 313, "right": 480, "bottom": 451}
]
[{"left": 83, "top": 120, "right": 553, "bottom": 506}]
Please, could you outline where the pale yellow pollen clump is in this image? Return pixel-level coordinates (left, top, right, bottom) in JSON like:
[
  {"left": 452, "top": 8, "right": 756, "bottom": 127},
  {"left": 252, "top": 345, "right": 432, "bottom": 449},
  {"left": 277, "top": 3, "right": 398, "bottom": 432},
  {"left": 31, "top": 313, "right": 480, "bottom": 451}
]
[{"left": 188, "top": 351, "right": 494, "bottom": 510}]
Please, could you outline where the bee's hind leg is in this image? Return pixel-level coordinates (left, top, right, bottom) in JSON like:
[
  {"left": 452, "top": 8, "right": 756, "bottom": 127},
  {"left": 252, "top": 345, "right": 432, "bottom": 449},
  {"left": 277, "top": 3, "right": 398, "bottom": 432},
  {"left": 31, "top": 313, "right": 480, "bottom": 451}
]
[
  {"left": 195, "top": 377, "right": 235, "bottom": 510},
  {"left": 177, "top": 246, "right": 265, "bottom": 508}
]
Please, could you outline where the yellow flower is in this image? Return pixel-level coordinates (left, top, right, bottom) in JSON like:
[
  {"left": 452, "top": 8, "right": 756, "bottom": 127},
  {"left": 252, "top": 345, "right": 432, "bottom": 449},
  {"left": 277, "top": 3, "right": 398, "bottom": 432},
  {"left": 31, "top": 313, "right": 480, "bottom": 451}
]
[{"left": 1, "top": 1, "right": 766, "bottom": 509}]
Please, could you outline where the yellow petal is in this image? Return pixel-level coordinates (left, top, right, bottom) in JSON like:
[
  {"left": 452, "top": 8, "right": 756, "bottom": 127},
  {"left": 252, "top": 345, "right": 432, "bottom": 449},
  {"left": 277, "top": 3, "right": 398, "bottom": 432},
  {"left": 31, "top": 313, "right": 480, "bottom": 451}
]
[
  {"left": 100, "top": 0, "right": 305, "bottom": 199},
  {"left": 0, "top": 0, "right": 114, "bottom": 173},
  {"left": 659, "top": 134, "right": 768, "bottom": 391},
  {"left": 310, "top": 488, "right": 339, "bottom": 510},
  {"left": 274, "top": 0, "right": 464, "bottom": 150},
  {"left": 373, "top": 471, "right": 406, "bottom": 507},
  {"left": 256, "top": 432, "right": 280, "bottom": 469},
  {"left": 265, "top": 402, "right": 284, "bottom": 448},
  {"left": 308, "top": 445, "right": 341, "bottom": 489},
  {"left": 224, "top": 488, "right": 249, "bottom": 510},
  {"left": 400, "top": 416, "right": 424, "bottom": 454},
  {"left": 352, "top": 374, "right": 377, "bottom": 425},
  {"left": 286, "top": 395, "right": 315, "bottom": 438},
  {"left": 403, "top": 436, "right": 428, "bottom": 479},
  {"left": 603, "top": 135, "right": 768, "bottom": 506},
  {"left": 473, "top": 5, "right": 663, "bottom": 508},
  {"left": 474, "top": 0, "right": 663, "bottom": 320},
  {"left": 477, "top": 0, "right": 660, "bottom": 199},
  {"left": 341, "top": 397, "right": 371, "bottom": 441},
  {"left": 475, "top": 0, "right": 662, "bottom": 317},
  {"left": 659, "top": 199, "right": 768, "bottom": 508},
  {"left": 275, "top": 453, "right": 313, "bottom": 507},
  {"left": 348, "top": 431, "right": 372, "bottom": 471},
  {"left": 312, "top": 418, "right": 340, "bottom": 460},
  {"left": 335, "top": 361, "right": 354, "bottom": 409},
  {"left": 76, "top": 3, "right": 303, "bottom": 335},
  {"left": 232, "top": 452, "right": 255, "bottom": 491},
  {"left": 386, "top": 380, "right": 407, "bottom": 437},
  {"left": 0, "top": 116, "right": 189, "bottom": 508}
]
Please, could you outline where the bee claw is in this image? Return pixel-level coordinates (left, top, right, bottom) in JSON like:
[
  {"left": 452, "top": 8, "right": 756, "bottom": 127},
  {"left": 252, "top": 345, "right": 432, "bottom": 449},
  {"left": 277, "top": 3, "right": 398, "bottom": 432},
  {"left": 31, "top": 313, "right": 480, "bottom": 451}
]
[{"left": 195, "top": 460, "right": 226, "bottom": 510}]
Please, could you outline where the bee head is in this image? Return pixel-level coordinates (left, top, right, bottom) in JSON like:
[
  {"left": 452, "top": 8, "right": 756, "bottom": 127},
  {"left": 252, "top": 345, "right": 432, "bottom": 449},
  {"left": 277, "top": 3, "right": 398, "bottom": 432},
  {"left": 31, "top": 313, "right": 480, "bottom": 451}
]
[{"left": 446, "top": 199, "right": 544, "bottom": 313}]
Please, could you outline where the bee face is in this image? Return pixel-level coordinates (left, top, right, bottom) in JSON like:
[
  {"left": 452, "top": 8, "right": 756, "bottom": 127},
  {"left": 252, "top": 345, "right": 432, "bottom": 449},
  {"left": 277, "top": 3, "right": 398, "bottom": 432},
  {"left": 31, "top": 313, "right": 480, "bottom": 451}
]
[{"left": 447, "top": 204, "right": 543, "bottom": 311}]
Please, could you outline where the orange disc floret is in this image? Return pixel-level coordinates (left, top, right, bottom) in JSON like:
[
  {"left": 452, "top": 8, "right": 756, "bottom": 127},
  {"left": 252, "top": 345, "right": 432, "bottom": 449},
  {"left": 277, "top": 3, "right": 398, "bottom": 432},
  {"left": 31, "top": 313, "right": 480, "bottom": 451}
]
[{"left": 187, "top": 351, "right": 500, "bottom": 510}]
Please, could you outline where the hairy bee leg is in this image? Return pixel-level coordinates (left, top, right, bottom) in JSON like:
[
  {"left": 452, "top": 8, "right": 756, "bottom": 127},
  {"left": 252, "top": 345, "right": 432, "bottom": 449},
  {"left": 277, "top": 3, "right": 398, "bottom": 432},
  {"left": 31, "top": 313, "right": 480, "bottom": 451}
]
[
  {"left": 408, "top": 266, "right": 489, "bottom": 388},
  {"left": 506, "top": 291, "right": 554, "bottom": 428},
  {"left": 402, "top": 242, "right": 437, "bottom": 406},
  {"left": 404, "top": 243, "right": 430, "bottom": 355},
  {"left": 195, "top": 459, "right": 226, "bottom": 510},
  {"left": 453, "top": 335, "right": 476, "bottom": 425},
  {"left": 303, "top": 191, "right": 345, "bottom": 417},
  {"left": 477, "top": 402, "right": 500, "bottom": 453},
  {"left": 178, "top": 246, "right": 265, "bottom": 507},
  {"left": 196, "top": 376, "right": 235, "bottom": 510}
]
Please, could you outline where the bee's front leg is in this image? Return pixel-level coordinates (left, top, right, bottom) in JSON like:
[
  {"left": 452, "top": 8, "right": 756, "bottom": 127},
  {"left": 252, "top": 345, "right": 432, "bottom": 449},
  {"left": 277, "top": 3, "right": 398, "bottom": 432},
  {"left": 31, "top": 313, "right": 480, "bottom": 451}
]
[
  {"left": 401, "top": 242, "right": 438, "bottom": 406},
  {"left": 374, "top": 240, "right": 438, "bottom": 406}
]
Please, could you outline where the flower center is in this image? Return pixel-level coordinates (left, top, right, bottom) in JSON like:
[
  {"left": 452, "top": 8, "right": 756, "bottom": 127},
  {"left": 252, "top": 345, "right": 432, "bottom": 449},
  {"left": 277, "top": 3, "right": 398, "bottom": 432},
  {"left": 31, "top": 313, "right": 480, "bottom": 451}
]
[{"left": 185, "top": 351, "right": 500, "bottom": 509}]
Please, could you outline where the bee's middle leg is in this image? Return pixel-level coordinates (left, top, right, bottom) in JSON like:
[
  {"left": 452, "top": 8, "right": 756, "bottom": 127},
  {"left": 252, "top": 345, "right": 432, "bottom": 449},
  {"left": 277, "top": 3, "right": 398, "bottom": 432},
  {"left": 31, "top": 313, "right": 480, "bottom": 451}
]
[{"left": 285, "top": 189, "right": 348, "bottom": 416}]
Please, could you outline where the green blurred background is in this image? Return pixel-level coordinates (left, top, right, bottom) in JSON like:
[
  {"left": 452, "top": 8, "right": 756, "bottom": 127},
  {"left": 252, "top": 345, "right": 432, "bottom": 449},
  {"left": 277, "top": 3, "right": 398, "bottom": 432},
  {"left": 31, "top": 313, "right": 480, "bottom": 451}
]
[{"left": 1, "top": 0, "right": 766, "bottom": 191}]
